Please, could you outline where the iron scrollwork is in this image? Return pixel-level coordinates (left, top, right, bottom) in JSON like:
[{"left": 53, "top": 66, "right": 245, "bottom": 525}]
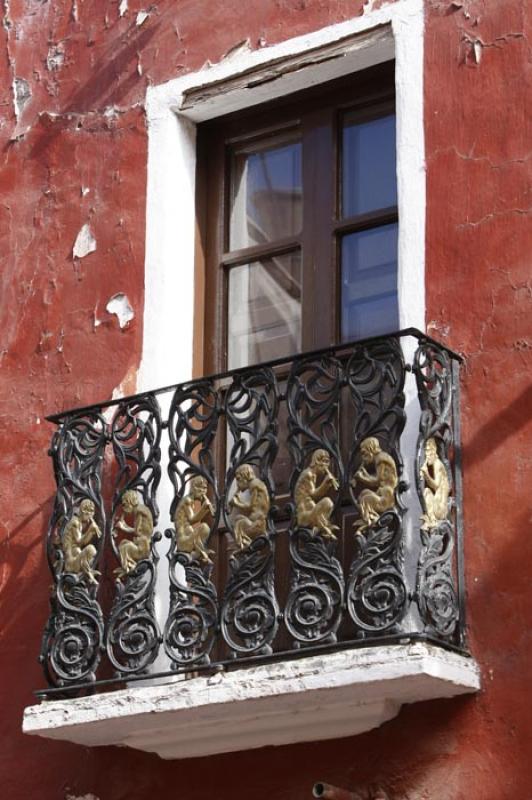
[
  {"left": 285, "top": 358, "right": 345, "bottom": 645},
  {"left": 106, "top": 396, "right": 162, "bottom": 677},
  {"left": 38, "top": 331, "right": 467, "bottom": 695},
  {"left": 346, "top": 340, "right": 408, "bottom": 636},
  {"left": 413, "top": 342, "right": 459, "bottom": 640},
  {"left": 164, "top": 381, "right": 220, "bottom": 668},
  {"left": 220, "top": 370, "right": 280, "bottom": 657},
  {"left": 40, "top": 413, "right": 107, "bottom": 688}
]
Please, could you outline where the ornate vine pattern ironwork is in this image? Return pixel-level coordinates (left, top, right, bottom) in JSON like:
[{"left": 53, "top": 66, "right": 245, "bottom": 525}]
[
  {"left": 40, "top": 413, "right": 107, "bottom": 687},
  {"left": 39, "top": 331, "right": 466, "bottom": 694},
  {"left": 164, "top": 380, "right": 221, "bottom": 667},
  {"left": 106, "top": 395, "right": 163, "bottom": 676},
  {"left": 285, "top": 527, "right": 344, "bottom": 645},
  {"left": 285, "top": 357, "right": 345, "bottom": 644},
  {"left": 220, "top": 370, "right": 280, "bottom": 656},
  {"left": 347, "top": 511, "right": 406, "bottom": 634},
  {"left": 345, "top": 340, "right": 408, "bottom": 636},
  {"left": 413, "top": 341, "right": 459, "bottom": 640}
]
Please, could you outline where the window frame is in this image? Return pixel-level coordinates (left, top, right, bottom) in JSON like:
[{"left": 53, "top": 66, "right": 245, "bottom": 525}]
[{"left": 197, "top": 63, "right": 398, "bottom": 375}]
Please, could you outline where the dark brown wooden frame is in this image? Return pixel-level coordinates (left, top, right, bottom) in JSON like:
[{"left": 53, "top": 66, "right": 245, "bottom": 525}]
[{"left": 196, "top": 61, "right": 397, "bottom": 375}]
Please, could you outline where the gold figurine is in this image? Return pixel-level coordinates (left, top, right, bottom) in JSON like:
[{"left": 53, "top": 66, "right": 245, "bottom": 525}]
[
  {"left": 114, "top": 489, "right": 154, "bottom": 577},
  {"left": 420, "top": 437, "right": 450, "bottom": 530},
  {"left": 295, "top": 449, "right": 339, "bottom": 539},
  {"left": 174, "top": 476, "right": 215, "bottom": 564},
  {"left": 229, "top": 464, "right": 270, "bottom": 549},
  {"left": 61, "top": 499, "right": 102, "bottom": 585},
  {"left": 351, "top": 437, "right": 398, "bottom": 532}
]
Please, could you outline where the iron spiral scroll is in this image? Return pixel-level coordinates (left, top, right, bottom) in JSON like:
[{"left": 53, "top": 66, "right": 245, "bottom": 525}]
[
  {"left": 164, "top": 541, "right": 218, "bottom": 668},
  {"left": 347, "top": 512, "right": 406, "bottom": 634},
  {"left": 413, "top": 341, "right": 459, "bottom": 641},
  {"left": 221, "top": 534, "right": 279, "bottom": 656},
  {"left": 220, "top": 368, "right": 280, "bottom": 656},
  {"left": 164, "top": 379, "right": 221, "bottom": 668},
  {"left": 285, "top": 355, "right": 345, "bottom": 645},
  {"left": 345, "top": 338, "right": 408, "bottom": 636},
  {"left": 106, "top": 395, "right": 163, "bottom": 676},
  {"left": 285, "top": 527, "right": 344, "bottom": 645},
  {"left": 40, "top": 413, "right": 107, "bottom": 688},
  {"left": 416, "top": 522, "right": 458, "bottom": 638}
]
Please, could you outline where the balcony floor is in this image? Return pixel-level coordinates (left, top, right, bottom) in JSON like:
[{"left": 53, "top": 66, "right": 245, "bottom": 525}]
[{"left": 23, "top": 642, "right": 480, "bottom": 760}]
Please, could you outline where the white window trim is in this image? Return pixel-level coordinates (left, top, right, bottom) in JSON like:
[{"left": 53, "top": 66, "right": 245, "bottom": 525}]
[{"left": 139, "top": 0, "right": 425, "bottom": 392}]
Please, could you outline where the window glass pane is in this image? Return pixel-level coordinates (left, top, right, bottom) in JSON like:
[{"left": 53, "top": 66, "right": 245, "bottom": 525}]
[
  {"left": 341, "top": 223, "right": 399, "bottom": 341},
  {"left": 342, "top": 113, "right": 397, "bottom": 217},
  {"left": 230, "top": 135, "right": 302, "bottom": 251},
  {"left": 228, "top": 252, "right": 301, "bottom": 369}
]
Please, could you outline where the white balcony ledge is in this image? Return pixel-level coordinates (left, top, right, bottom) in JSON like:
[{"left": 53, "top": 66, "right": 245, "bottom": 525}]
[{"left": 23, "top": 643, "right": 480, "bottom": 760}]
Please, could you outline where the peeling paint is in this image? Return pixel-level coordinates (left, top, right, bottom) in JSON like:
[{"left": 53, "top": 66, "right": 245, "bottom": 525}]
[
  {"left": 73, "top": 224, "right": 97, "bottom": 259},
  {"left": 136, "top": 10, "right": 150, "bottom": 26},
  {"left": 106, "top": 293, "right": 134, "bottom": 329},
  {"left": 13, "top": 77, "right": 30, "bottom": 118},
  {"left": 46, "top": 46, "right": 65, "bottom": 71},
  {"left": 221, "top": 38, "right": 252, "bottom": 61},
  {"left": 65, "top": 794, "right": 100, "bottom": 800},
  {"left": 119, "top": 0, "right": 128, "bottom": 16}
]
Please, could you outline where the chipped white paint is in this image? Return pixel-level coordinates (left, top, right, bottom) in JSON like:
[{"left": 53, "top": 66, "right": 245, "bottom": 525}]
[
  {"left": 23, "top": 643, "right": 480, "bottom": 760},
  {"left": 13, "top": 77, "right": 31, "bottom": 119},
  {"left": 66, "top": 795, "right": 99, "bottom": 800},
  {"left": 106, "top": 293, "right": 134, "bottom": 329},
  {"left": 46, "top": 47, "right": 65, "bottom": 71},
  {"left": 136, "top": 10, "right": 149, "bottom": 26},
  {"left": 81, "top": 186, "right": 90, "bottom": 197},
  {"left": 119, "top": 0, "right": 128, "bottom": 17},
  {"left": 140, "top": 0, "right": 425, "bottom": 392},
  {"left": 73, "top": 224, "right": 97, "bottom": 259}
]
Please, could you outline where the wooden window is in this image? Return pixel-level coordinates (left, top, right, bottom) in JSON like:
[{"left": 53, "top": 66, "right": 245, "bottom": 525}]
[{"left": 197, "top": 61, "right": 397, "bottom": 374}]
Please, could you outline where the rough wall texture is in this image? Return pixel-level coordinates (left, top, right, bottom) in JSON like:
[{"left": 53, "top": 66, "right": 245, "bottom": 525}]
[{"left": 0, "top": 1, "right": 531, "bottom": 799}]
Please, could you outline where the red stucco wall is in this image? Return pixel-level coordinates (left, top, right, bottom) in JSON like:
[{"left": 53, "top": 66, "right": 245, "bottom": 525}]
[{"left": 1, "top": 1, "right": 531, "bottom": 798}]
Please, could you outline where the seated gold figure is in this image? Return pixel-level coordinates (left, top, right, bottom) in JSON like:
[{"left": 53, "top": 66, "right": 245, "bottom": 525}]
[
  {"left": 295, "top": 449, "right": 339, "bottom": 539},
  {"left": 174, "top": 475, "right": 215, "bottom": 564},
  {"left": 351, "top": 437, "right": 398, "bottom": 532},
  {"left": 62, "top": 499, "right": 102, "bottom": 585},
  {"left": 420, "top": 437, "right": 450, "bottom": 530},
  {"left": 114, "top": 490, "right": 154, "bottom": 577},
  {"left": 229, "top": 464, "right": 270, "bottom": 550}
]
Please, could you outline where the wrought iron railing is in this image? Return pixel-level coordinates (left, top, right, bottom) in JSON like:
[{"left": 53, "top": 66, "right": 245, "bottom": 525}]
[{"left": 37, "top": 329, "right": 466, "bottom": 698}]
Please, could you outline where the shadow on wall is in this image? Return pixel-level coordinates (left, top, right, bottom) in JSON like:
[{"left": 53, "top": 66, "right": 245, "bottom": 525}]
[
  {"left": 461, "top": 384, "right": 532, "bottom": 469},
  {"left": 27, "top": 21, "right": 160, "bottom": 160},
  {"left": 20, "top": 1, "right": 185, "bottom": 159}
]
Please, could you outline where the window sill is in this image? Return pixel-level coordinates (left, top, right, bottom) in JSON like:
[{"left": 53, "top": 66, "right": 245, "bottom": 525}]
[{"left": 23, "top": 643, "right": 480, "bottom": 760}]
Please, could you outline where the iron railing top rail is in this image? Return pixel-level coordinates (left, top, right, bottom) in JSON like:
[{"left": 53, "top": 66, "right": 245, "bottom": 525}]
[{"left": 46, "top": 327, "right": 463, "bottom": 424}]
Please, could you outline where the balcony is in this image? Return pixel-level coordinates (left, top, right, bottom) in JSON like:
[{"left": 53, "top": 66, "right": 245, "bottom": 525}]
[{"left": 23, "top": 329, "right": 479, "bottom": 759}]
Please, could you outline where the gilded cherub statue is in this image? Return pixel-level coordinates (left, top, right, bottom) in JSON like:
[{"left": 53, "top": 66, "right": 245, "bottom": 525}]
[
  {"left": 61, "top": 498, "right": 102, "bottom": 585},
  {"left": 174, "top": 475, "right": 215, "bottom": 564},
  {"left": 295, "top": 449, "right": 339, "bottom": 539},
  {"left": 351, "top": 437, "right": 398, "bottom": 532},
  {"left": 229, "top": 464, "right": 270, "bottom": 549},
  {"left": 419, "top": 437, "right": 450, "bottom": 530},
  {"left": 113, "top": 489, "right": 154, "bottom": 577}
]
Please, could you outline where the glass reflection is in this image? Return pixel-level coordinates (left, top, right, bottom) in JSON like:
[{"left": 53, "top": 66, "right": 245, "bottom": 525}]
[
  {"left": 228, "top": 252, "right": 301, "bottom": 370},
  {"left": 342, "top": 113, "right": 397, "bottom": 217},
  {"left": 230, "top": 135, "right": 302, "bottom": 251},
  {"left": 341, "top": 223, "right": 399, "bottom": 341}
]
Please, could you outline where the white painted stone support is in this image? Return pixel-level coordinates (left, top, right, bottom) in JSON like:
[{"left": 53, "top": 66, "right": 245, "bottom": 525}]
[{"left": 24, "top": 644, "right": 480, "bottom": 760}]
